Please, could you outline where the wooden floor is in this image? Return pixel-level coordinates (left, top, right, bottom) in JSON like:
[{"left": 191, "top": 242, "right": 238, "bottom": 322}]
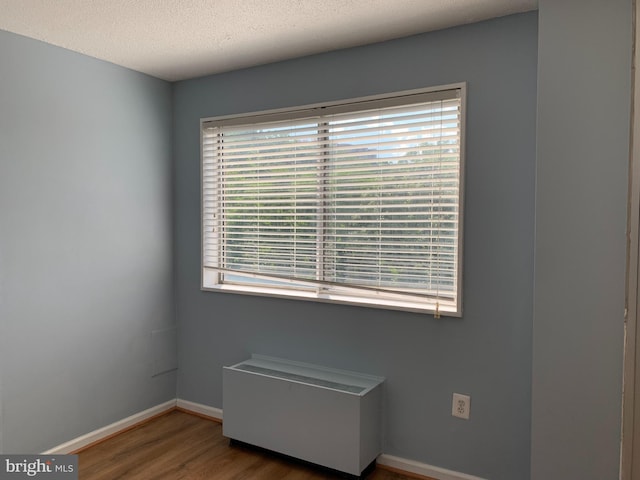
[{"left": 77, "top": 410, "right": 416, "bottom": 480}]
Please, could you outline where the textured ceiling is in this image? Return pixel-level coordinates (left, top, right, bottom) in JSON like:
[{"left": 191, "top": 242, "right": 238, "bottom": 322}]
[{"left": 0, "top": 0, "right": 537, "bottom": 81}]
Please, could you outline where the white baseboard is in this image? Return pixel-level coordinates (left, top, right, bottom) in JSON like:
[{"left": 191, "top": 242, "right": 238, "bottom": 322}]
[
  {"left": 377, "top": 454, "right": 487, "bottom": 480},
  {"left": 41, "top": 399, "right": 484, "bottom": 480},
  {"left": 176, "top": 398, "right": 223, "bottom": 421},
  {"left": 42, "top": 399, "right": 176, "bottom": 454}
]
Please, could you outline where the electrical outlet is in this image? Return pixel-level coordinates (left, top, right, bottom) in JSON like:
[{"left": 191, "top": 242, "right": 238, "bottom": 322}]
[{"left": 452, "top": 393, "right": 470, "bottom": 419}]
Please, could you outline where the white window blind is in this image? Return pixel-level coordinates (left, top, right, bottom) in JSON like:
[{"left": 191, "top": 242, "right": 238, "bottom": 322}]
[{"left": 202, "top": 86, "right": 464, "bottom": 316}]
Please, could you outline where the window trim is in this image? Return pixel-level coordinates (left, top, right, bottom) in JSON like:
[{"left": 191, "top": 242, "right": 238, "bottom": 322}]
[{"left": 200, "top": 83, "right": 466, "bottom": 317}]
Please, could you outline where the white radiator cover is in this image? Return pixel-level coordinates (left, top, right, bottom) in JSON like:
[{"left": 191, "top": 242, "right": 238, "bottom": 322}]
[{"left": 223, "top": 355, "right": 384, "bottom": 476}]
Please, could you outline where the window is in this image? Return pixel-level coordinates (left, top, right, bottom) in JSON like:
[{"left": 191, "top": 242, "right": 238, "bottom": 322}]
[{"left": 201, "top": 84, "right": 465, "bottom": 316}]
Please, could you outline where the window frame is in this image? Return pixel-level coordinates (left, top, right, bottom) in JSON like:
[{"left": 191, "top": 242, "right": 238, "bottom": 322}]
[{"left": 200, "top": 83, "right": 466, "bottom": 317}]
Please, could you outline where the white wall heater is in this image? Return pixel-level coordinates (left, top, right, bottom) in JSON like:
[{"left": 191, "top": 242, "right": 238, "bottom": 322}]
[{"left": 222, "top": 355, "right": 384, "bottom": 476}]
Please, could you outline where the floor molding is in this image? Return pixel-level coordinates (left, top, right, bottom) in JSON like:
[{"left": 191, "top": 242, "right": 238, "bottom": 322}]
[
  {"left": 377, "top": 454, "right": 487, "bottom": 480},
  {"left": 42, "top": 399, "right": 176, "bottom": 454},
  {"left": 175, "top": 398, "right": 223, "bottom": 422},
  {"left": 41, "top": 399, "right": 485, "bottom": 480}
]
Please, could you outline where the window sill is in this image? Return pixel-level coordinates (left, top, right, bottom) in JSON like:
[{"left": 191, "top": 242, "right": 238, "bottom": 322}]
[{"left": 201, "top": 282, "right": 461, "bottom": 317}]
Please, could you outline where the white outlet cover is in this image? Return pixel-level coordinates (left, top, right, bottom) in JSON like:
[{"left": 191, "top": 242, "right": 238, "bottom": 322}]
[{"left": 452, "top": 393, "right": 470, "bottom": 419}]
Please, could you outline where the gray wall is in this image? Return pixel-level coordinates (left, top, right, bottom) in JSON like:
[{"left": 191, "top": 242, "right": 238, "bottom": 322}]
[
  {"left": 0, "top": 31, "right": 175, "bottom": 453},
  {"left": 531, "top": 1, "right": 632, "bottom": 479},
  {"left": 174, "top": 13, "right": 538, "bottom": 480}
]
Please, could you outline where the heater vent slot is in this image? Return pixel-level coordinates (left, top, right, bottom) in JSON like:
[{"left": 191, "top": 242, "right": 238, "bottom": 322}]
[{"left": 234, "top": 364, "right": 367, "bottom": 394}]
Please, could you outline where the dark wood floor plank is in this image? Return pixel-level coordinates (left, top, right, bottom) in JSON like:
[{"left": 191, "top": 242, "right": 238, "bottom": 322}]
[{"left": 77, "top": 410, "right": 420, "bottom": 480}]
